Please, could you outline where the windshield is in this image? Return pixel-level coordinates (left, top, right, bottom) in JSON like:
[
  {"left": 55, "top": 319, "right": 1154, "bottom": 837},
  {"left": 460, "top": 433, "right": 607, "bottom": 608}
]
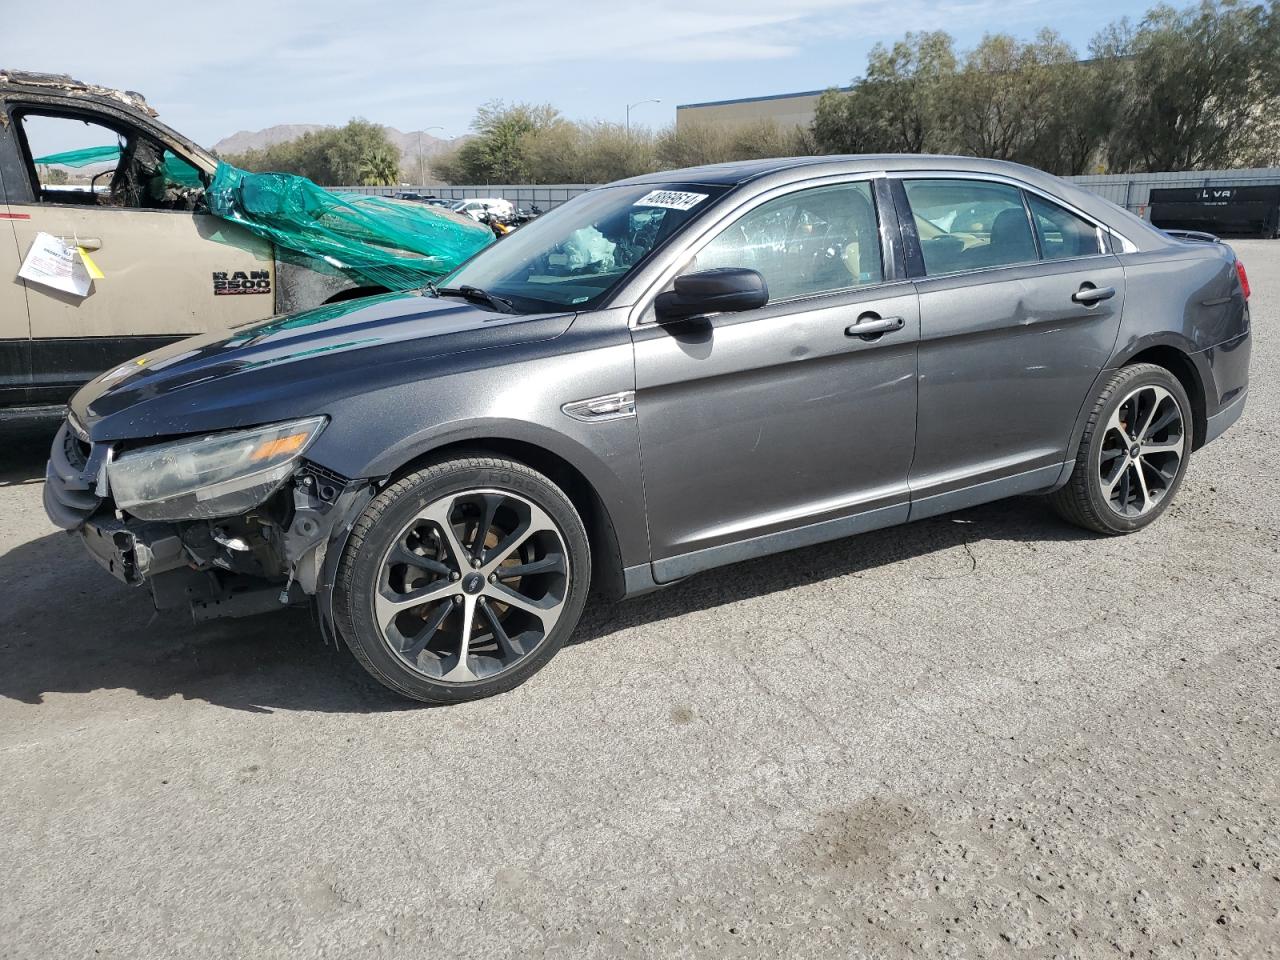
[{"left": 440, "top": 182, "right": 729, "bottom": 312}]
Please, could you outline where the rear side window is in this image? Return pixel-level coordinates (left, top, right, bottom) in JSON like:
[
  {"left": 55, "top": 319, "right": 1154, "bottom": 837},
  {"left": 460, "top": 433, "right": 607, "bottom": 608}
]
[
  {"left": 1028, "top": 194, "right": 1104, "bottom": 260},
  {"left": 903, "top": 179, "right": 1036, "bottom": 276}
]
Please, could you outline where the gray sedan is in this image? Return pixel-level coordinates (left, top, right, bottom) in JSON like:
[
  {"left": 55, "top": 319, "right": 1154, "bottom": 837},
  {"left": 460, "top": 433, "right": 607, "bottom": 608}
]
[{"left": 46, "top": 155, "right": 1252, "bottom": 703}]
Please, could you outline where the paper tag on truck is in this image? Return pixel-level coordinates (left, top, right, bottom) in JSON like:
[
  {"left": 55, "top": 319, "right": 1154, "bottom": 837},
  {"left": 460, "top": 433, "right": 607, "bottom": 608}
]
[{"left": 18, "top": 232, "right": 93, "bottom": 297}]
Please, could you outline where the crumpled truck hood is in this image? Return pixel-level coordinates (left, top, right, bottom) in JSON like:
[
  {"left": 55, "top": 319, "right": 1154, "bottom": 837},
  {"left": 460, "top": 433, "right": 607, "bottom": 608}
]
[{"left": 71, "top": 292, "right": 575, "bottom": 442}]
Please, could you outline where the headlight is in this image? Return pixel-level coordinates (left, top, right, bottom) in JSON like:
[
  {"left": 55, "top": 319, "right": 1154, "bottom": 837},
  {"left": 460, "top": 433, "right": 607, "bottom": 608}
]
[{"left": 108, "top": 417, "right": 327, "bottom": 521}]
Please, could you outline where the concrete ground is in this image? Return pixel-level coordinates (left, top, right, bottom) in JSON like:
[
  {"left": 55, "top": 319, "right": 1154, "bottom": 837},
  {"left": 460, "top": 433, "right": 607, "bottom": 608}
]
[{"left": 1, "top": 242, "right": 1277, "bottom": 959}]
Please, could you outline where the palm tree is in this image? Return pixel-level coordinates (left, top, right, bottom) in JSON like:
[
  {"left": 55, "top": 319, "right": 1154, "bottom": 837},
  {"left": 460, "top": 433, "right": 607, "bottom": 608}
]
[{"left": 359, "top": 145, "right": 401, "bottom": 186}]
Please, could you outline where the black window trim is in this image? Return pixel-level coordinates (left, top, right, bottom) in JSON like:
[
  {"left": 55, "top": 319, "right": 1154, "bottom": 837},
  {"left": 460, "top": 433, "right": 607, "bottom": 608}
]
[{"left": 1020, "top": 188, "right": 1045, "bottom": 261}]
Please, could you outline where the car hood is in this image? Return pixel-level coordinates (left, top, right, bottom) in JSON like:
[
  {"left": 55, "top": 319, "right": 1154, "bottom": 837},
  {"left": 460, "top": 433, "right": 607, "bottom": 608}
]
[{"left": 71, "top": 292, "right": 575, "bottom": 442}]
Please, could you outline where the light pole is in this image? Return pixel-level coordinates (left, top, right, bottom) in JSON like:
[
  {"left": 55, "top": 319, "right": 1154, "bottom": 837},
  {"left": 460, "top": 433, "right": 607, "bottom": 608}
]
[
  {"left": 417, "top": 125, "right": 444, "bottom": 187},
  {"left": 625, "top": 99, "right": 661, "bottom": 135}
]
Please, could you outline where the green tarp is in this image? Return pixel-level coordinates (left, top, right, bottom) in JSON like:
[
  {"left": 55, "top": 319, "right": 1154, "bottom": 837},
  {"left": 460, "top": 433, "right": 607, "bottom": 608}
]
[
  {"left": 205, "top": 164, "right": 492, "bottom": 289},
  {"left": 33, "top": 144, "right": 125, "bottom": 166},
  {"left": 34, "top": 144, "right": 204, "bottom": 188},
  {"left": 33, "top": 147, "right": 493, "bottom": 290}
]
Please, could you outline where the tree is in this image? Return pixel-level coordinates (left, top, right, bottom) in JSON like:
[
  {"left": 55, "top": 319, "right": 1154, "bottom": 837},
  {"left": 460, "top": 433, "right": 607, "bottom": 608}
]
[
  {"left": 1103, "top": 0, "right": 1280, "bottom": 171},
  {"left": 425, "top": 1, "right": 1280, "bottom": 185},
  {"left": 1035, "top": 54, "right": 1128, "bottom": 175},
  {"left": 323, "top": 119, "right": 403, "bottom": 185},
  {"left": 655, "top": 120, "right": 807, "bottom": 169},
  {"left": 356, "top": 144, "right": 402, "bottom": 186},
  {"left": 937, "top": 31, "right": 1079, "bottom": 167},
  {"left": 654, "top": 121, "right": 735, "bottom": 168},
  {"left": 38, "top": 165, "right": 69, "bottom": 185},
  {"left": 813, "top": 32, "right": 956, "bottom": 155},
  {"left": 811, "top": 2, "right": 1280, "bottom": 174},
  {"left": 525, "top": 121, "right": 659, "bottom": 183},
  {"left": 223, "top": 119, "right": 402, "bottom": 185},
  {"left": 429, "top": 101, "right": 818, "bottom": 185},
  {"left": 865, "top": 31, "right": 957, "bottom": 153},
  {"left": 432, "top": 101, "right": 563, "bottom": 183}
]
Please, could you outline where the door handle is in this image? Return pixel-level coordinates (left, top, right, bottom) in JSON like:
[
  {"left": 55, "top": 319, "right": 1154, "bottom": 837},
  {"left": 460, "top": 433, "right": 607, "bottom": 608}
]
[
  {"left": 1072, "top": 284, "right": 1115, "bottom": 305},
  {"left": 845, "top": 313, "right": 905, "bottom": 339},
  {"left": 57, "top": 236, "right": 101, "bottom": 250}
]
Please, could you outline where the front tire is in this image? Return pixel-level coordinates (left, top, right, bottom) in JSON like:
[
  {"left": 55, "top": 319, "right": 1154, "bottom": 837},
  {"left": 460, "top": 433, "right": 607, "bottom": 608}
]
[
  {"left": 335, "top": 455, "right": 591, "bottom": 703},
  {"left": 1049, "top": 363, "right": 1192, "bottom": 535}
]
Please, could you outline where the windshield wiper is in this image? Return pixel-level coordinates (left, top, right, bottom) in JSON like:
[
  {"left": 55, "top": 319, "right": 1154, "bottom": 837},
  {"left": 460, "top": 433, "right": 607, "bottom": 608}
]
[{"left": 433, "top": 284, "right": 516, "bottom": 314}]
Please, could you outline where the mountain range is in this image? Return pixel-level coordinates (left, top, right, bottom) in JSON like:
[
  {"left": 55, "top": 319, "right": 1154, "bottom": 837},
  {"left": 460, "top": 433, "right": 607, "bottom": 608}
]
[{"left": 211, "top": 124, "right": 464, "bottom": 182}]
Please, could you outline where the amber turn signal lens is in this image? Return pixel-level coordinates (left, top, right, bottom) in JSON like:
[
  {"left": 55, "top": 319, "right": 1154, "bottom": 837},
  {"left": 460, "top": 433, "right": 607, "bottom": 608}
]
[{"left": 250, "top": 433, "right": 309, "bottom": 461}]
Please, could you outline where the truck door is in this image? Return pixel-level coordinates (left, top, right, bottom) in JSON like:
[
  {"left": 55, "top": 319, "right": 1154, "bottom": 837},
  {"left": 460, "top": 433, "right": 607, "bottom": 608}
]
[
  {"left": 5, "top": 106, "right": 276, "bottom": 402},
  {"left": 0, "top": 132, "right": 34, "bottom": 409}
]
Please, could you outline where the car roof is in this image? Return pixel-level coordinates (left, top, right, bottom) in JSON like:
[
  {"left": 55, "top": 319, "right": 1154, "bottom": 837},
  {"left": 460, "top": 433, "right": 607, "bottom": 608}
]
[
  {"left": 1, "top": 69, "right": 157, "bottom": 116},
  {"left": 0, "top": 68, "right": 217, "bottom": 170},
  {"left": 611, "top": 154, "right": 1064, "bottom": 187},
  {"left": 610, "top": 153, "right": 1166, "bottom": 250}
]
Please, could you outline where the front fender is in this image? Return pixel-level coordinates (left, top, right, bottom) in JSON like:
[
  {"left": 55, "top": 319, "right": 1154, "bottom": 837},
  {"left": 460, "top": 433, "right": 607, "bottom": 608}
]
[
  {"left": 373, "top": 415, "right": 646, "bottom": 562},
  {"left": 304, "top": 318, "right": 648, "bottom": 570}
]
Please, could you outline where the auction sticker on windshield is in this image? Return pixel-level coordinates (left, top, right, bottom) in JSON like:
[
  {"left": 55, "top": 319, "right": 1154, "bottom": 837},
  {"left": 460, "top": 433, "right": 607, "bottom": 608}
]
[{"left": 634, "top": 190, "right": 709, "bottom": 211}]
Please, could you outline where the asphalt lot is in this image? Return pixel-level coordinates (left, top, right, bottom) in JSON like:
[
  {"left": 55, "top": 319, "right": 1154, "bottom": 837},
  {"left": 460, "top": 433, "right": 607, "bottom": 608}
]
[{"left": 2, "top": 241, "right": 1278, "bottom": 959}]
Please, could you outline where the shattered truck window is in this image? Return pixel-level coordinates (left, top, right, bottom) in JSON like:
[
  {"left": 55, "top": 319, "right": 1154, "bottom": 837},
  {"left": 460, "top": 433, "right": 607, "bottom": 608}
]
[
  {"left": 20, "top": 114, "right": 124, "bottom": 203},
  {"left": 33, "top": 145, "right": 204, "bottom": 192},
  {"left": 21, "top": 113, "right": 205, "bottom": 210}
]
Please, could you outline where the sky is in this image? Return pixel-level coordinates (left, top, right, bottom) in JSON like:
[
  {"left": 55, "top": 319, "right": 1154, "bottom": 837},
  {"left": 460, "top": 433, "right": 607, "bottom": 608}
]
[{"left": 5, "top": 0, "right": 1159, "bottom": 149}]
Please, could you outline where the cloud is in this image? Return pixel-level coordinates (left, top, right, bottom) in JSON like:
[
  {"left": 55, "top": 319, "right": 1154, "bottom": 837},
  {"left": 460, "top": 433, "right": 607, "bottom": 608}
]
[{"left": 3, "top": 0, "right": 1128, "bottom": 145}]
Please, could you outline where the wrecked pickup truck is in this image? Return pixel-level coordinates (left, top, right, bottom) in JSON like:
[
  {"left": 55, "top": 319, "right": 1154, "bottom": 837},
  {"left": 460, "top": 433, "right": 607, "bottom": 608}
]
[{"left": 0, "top": 70, "right": 492, "bottom": 420}]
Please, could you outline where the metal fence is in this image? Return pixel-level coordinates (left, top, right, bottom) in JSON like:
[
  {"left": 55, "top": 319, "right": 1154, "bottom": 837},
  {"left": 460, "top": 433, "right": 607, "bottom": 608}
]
[
  {"left": 343, "top": 167, "right": 1280, "bottom": 218},
  {"left": 340, "top": 183, "right": 595, "bottom": 211}
]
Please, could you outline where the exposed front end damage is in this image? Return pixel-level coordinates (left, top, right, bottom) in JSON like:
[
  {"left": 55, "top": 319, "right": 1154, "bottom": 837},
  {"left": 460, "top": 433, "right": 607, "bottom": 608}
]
[{"left": 44, "top": 419, "right": 373, "bottom": 629}]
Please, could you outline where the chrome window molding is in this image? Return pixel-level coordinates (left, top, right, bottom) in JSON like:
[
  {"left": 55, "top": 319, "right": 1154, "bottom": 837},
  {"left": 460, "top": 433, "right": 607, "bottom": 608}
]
[{"left": 886, "top": 169, "right": 1138, "bottom": 260}]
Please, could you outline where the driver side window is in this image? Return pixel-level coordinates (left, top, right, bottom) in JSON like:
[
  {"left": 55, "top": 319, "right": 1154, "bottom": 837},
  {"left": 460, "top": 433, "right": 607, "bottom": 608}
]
[
  {"left": 694, "top": 181, "right": 883, "bottom": 302},
  {"left": 16, "top": 111, "right": 205, "bottom": 211}
]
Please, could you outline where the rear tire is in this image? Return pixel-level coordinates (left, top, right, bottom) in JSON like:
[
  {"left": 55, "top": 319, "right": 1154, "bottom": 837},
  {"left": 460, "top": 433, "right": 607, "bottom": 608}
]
[
  {"left": 1049, "top": 363, "right": 1192, "bottom": 535},
  {"left": 334, "top": 455, "right": 591, "bottom": 704}
]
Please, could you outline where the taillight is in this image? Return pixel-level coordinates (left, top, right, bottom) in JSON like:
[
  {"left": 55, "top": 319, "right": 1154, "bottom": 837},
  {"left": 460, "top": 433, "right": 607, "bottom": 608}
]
[{"left": 1236, "top": 259, "right": 1251, "bottom": 301}]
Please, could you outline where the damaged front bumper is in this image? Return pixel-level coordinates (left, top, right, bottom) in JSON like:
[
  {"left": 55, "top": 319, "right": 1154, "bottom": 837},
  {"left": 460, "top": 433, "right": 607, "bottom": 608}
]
[
  {"left": 80, "top": 514, "right": 186, "bottom": 585},
  {"left": 44, "top": 419, "right": 373, "bottom": 625}
]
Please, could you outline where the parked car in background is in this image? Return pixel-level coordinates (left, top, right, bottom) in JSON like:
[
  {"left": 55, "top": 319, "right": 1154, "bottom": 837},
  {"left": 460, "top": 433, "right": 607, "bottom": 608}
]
[
  {"left": 450, "top": 197, "right": 515, "bottom": 221},
  {"left": 46, "top": 155, "right": 1251, "bottom": 704}
]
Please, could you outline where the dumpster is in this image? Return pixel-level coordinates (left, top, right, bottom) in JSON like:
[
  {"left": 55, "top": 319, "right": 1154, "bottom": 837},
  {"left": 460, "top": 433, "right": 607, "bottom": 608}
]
[{"left": 1148, "top": 184, "right": 1280, "bottom": 238}]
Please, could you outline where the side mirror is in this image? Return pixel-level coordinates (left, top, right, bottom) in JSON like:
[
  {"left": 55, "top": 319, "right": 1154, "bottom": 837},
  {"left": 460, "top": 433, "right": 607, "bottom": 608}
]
[{"left": 654, "top": 267, "right": 768, "bottom": 322}]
